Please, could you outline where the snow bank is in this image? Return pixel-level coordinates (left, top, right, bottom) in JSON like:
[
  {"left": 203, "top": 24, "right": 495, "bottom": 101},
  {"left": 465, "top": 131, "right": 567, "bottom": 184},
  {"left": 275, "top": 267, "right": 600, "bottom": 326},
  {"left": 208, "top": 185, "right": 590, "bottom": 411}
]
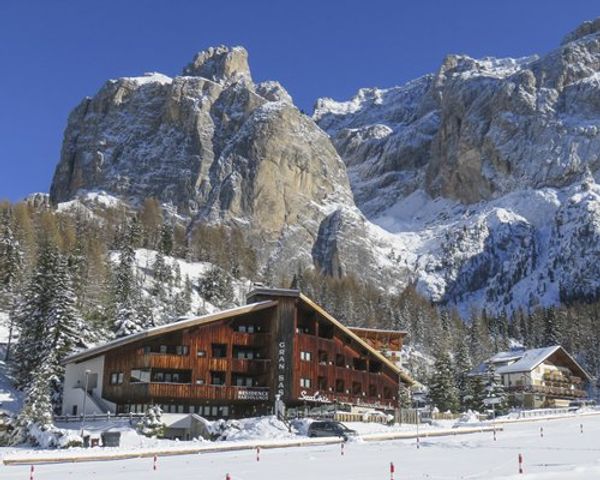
[{"left": 211, "top": 416, "right": 295, "bottom": 441}]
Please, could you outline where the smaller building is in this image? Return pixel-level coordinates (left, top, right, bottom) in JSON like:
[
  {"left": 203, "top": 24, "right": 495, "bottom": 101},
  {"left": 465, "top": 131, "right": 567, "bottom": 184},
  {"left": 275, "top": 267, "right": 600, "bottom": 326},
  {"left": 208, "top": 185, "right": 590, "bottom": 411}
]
[{"left": 471, "top": 345, "right": 592, "bottom": 409}]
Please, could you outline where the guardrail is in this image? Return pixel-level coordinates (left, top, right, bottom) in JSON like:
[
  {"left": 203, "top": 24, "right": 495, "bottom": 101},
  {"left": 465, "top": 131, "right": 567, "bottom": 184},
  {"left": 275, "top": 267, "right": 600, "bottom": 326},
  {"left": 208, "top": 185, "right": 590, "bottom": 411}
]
[{"left": 54, "top": 412, "right": 145, "bottom": 423}]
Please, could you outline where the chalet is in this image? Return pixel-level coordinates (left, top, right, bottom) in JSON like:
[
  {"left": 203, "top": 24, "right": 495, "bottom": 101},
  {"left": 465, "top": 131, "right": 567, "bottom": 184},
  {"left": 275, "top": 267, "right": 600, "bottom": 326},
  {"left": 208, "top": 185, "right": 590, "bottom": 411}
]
[
  {"left": 471, "top": 346, "right": 592, "bottom": 409},
  {"left": 61, "top": 288, "right": 413, "bottom": 420}
]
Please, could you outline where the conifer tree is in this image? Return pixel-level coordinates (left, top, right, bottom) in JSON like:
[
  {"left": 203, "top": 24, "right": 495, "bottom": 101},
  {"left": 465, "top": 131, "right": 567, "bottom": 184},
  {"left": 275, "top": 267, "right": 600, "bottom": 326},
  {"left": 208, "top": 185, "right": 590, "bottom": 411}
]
[
  {"left": 136, "top": 405, "right": 166, "bottom": 438},
  {"left": 11, "top": 360, "right": 55, "bottom": 446},
  {"left": 542, "top": 308, "right": 560, "bottom": 347},
  {"left": 197, "top": 266, "right": 234, "bottom": 308},
  {"left": 11, "top": 241, "right": 58, "bottom": 388},
  {"left": 112, "top": 225, "right": 145, "bottom": 337},
  {"left": 454, "top": 342, "right": 473, "bottom": 410},
  {"left": 428, "top": 351, "right": 459, "bottom": 412},
  {"left": 464, "top": 375, "right": 486, "bottom": 411},
  {"left": 0, "top": 209, "right": 23, "bottom": 361},
  {"left": 483, "top": 364, "right": 508, "bottom": 415}
]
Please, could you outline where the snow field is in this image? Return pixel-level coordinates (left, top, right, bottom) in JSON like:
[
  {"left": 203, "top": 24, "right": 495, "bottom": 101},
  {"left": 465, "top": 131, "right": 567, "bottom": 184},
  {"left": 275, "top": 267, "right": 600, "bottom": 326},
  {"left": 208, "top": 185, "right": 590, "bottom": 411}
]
[{"left": 2, "top": 415, "right": 600, "bottom": 479}]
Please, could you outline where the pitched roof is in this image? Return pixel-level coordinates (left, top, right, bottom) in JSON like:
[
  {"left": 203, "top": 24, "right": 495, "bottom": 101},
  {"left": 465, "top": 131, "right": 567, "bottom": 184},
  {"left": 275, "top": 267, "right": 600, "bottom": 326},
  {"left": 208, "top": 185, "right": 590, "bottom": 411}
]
[
  {"left": 495, "top": 346, "right": 561, "bottom": 375},
  {"left": 471, "top": 345, "right": 592, "bottom": 382},
  {"left": 63, "top": 300, "right": 279, "bottom": 364},
  {"left": 298, "top": 294, "right": 414, "bottom": 385}
]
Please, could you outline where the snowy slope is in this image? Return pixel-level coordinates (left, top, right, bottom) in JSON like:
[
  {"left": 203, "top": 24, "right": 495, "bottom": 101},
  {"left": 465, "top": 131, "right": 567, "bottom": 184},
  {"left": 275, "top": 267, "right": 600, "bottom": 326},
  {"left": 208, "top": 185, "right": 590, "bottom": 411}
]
[
  {"left": 315, "top": 19, "right": 600, "bottom": 315},
  {"left": 1, "top": 413, "right": 600, "bottom": 478}
]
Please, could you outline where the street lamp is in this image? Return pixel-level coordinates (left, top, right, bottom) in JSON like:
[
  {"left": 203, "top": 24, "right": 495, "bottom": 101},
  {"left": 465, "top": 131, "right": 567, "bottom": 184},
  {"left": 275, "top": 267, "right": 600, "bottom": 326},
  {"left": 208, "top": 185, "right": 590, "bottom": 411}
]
[{"left": 80, "top": 369, "right": 91, "bottom": 438}]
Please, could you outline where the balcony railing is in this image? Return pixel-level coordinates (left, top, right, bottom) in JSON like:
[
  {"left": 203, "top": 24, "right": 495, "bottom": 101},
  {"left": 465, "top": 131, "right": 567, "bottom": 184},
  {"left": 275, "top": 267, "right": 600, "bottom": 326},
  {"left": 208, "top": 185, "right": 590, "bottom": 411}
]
[{"left": 508, "top": 384, "right": 586, "bottom": 398}]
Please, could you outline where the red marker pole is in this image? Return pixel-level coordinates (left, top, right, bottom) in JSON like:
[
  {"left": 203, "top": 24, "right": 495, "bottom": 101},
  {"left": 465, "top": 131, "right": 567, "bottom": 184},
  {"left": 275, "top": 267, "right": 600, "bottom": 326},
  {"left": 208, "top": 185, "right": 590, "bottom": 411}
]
[
  {"left": 390, "top": 462, "right": 395, "bottom": 480},
  {"left": 256, "top": 446, "right": 260, "bottom": 462},
  {"left": 29, "top": 465, "right": 34, "bottom": 480},
  {"left": 518, "top": 453, "right": 524, "bottom": 474},
  {"left": 153, "top": 455, "right": 158, "bottom": 471}
]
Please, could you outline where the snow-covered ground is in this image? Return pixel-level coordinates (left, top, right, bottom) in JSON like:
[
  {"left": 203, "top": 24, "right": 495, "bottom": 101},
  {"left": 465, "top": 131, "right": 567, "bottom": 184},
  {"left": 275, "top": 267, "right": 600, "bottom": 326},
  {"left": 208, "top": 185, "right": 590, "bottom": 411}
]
[{"left": 1, "top": 414, "right": 599, "bottom": 478}]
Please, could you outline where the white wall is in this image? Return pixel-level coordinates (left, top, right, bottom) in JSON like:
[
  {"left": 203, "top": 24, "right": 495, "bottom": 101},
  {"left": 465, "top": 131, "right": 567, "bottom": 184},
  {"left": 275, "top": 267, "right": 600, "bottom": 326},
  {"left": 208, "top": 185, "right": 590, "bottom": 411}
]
[{"left": 62, "top": 356, "right": 114, "bottom": 415}]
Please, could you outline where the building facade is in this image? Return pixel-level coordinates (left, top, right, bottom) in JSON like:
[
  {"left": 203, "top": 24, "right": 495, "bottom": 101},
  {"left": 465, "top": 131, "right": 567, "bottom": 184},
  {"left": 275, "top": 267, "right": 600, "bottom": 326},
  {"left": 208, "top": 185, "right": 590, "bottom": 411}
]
[
  {"left": 471, "top": 346, "right": 591, "bottom": 409},
  {"left": 62, "top": 288, "right": 413, "bottom": 419}
]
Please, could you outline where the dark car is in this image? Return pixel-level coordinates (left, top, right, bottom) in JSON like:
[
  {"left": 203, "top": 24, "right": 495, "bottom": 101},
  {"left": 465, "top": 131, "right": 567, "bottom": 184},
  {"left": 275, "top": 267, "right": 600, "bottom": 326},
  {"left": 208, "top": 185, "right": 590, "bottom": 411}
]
[{"left": 307, "top": 421, "right": 358, "bottom": 440}]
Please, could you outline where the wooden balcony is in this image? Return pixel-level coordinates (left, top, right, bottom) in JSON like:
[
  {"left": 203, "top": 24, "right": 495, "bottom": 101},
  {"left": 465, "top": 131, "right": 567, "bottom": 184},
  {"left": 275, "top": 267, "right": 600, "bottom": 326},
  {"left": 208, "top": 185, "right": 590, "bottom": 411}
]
[
  {"left": 146, "top": 383, "right": 270, "bottom": 402},
  {"left": 230, "top": 332, "right": 271, "bottom": 348},
  {"left": 230, "top": 358, "right": 271, "bottom": 375}
]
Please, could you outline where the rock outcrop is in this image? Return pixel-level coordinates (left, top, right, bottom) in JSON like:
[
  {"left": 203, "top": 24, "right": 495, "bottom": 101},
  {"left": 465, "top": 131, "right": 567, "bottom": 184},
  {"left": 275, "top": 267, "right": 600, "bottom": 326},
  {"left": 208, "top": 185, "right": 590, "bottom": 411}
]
[
  {"left": 50, "top": 46, "right": 404, "bottom": 287},
  {"left": 50, "top": 19, "right": 600, "bottom": 315},
  {"left": 314, "top": 18, "right": 600, "bottom": 313}
]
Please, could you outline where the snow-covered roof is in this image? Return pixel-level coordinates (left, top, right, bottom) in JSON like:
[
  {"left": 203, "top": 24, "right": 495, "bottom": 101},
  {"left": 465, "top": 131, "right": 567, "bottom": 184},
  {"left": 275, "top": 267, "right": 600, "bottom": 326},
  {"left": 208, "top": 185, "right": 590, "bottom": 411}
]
[
  {"left": 495, "top": 346, "right": 561, "bottom": 375},
  {"left": 470, "top": 345, "right": 592, "bottom": 381},
  {"left": 64, "top": 300, "right": 279, "bottom": 364}
]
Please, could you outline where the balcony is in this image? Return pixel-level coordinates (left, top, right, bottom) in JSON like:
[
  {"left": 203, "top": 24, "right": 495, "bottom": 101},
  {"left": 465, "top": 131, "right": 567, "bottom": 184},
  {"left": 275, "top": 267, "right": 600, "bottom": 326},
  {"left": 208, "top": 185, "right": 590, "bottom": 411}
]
[
  {"left": 231, "top": 331, "right": 271, "bottom": 348},
  {"left": 147, "top": 383, "right": 270, "bottom": 402},
  {"left": 231, "top": 358, "right": 271, "bottom": 375},
  {"left": 508, "top": 384, "right": 587, "bottom": 399}
]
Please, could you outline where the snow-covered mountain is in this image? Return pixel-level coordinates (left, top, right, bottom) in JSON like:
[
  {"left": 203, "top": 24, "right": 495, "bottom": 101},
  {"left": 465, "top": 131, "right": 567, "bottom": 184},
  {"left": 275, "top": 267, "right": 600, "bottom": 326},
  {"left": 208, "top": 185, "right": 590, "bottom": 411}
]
[
  {"left": 49, "top": 18, "right": 600, "bottom": 315},
  {"left": 314, "top": 18, "right": 600, "bottom": 314},
  {"left": 49, "top": 46, "right": 409, "bottom": 290}
]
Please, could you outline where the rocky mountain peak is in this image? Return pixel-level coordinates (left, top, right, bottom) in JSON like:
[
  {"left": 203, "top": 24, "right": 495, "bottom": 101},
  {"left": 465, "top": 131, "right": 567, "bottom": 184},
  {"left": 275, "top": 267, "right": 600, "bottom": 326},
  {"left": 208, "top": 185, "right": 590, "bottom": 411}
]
[
  {"left": 561, "top": 17, "right": 600, "bottom": 45},
  {"left": 182, "top": 45, "right": 251, "bottom": 84}
]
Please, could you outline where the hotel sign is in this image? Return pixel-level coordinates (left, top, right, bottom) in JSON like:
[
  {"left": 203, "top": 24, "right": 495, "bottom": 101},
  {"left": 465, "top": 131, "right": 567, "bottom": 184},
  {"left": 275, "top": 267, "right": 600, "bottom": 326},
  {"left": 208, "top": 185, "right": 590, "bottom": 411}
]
[
  {"left": 237, "top": 389, "right": 269, "bottom": 401},
  {"left": 277, "top": 341, "right": 286, "bottom": 398}
]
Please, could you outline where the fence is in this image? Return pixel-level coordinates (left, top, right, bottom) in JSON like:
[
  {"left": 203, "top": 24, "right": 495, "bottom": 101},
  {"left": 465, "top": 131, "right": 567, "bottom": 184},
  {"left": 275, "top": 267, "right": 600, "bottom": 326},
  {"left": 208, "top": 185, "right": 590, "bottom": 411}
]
[
  {"left": 512, "top": 407, "right": 579, "bottom": 419},
  {"left": 54, "top": 412, "right": 144, "bottom": 424}
]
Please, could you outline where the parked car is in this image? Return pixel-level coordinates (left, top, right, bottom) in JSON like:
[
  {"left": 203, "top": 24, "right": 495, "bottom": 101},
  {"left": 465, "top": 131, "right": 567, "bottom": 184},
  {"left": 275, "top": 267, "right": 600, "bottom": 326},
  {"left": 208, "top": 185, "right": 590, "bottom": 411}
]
[{"left": 307, "top": 421, "right": 358, "bottom": 440}]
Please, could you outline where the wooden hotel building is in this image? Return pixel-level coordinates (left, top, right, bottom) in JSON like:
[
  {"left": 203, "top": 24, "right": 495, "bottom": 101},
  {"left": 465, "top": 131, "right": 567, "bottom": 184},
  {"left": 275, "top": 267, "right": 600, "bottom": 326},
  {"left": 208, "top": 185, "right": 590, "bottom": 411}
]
[{"left": 62, "top": 288, "right": 413, "bottom": 419}]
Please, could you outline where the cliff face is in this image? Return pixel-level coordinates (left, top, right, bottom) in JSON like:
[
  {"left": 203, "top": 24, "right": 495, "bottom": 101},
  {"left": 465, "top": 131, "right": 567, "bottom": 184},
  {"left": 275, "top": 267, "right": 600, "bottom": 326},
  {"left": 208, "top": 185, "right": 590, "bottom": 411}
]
[
  {"left": 315, "top": 18, "right": 600, "bottom": 209},
  {"left": 50, "top": 46, "right": 406, "bottom": 287},
  {"left": 314, "top": 19, "right": 600, "bottom": 313},
  {"left": 50, "top": 19, "right": 600, "bottom": 315}
]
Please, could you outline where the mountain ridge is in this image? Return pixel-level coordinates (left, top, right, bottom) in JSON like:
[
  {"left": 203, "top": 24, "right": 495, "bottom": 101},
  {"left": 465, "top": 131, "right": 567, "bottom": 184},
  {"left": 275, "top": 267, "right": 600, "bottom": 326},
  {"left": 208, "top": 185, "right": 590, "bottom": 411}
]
[{"left": 49, "top": 18, "right": 600, "bottom": 315}]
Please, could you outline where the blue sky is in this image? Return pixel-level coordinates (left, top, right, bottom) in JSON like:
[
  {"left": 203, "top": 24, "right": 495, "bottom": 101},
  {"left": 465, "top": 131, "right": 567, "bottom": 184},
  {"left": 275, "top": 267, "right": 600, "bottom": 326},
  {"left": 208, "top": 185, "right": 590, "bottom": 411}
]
[{"left": 0, "top": 1, "right": 598, "bottom": 201}]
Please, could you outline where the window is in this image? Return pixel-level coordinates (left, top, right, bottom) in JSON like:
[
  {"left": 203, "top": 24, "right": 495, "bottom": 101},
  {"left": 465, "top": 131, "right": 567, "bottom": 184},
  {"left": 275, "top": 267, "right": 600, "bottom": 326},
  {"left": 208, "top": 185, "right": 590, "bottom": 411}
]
[
  {"left": 176, "top": 345, "right": 189, "bottom": 356},
  {"left": 318, "top": 350, "right": 328, "bottom": 364},
  {"left": 335, "top": 354, "right": 345, "bottom": 367},
  {"left": 317, "top": 376, "right": 327, "bottom": 390},
  {"left": 212, "top": 343, "right": 227, "bottom": 358},
  {"left": 335, "top": 379, "right": 344, "bottom": 393},
  {"left": 352, "top": 381, "right": 362, "bottom": 395},
  {"left": 110, "top": 372, "right": 124, "bottom": 385},
  {"left": 383, "top": 387, "right": 392, "bottom": 400},
  {"left": 197, "top": 349, "right": 206, "bottom": 357},
  {"left": 300, "top": 351, "right": 312, "bottom": 361},
  {"left": 300, "top": 378, "right": 311, "bottom": 388},
  {"left": 211, "top": 371, "right": 226, "bottom": 386},
  {"left": 369, "top": 384, "right": 378, "bottom": 397},
  {"left": 220, "top": 406, "right": 229, "bottom": 417},
  {"left": 130, "top": 369, "right": 150, "bottom": 383},
  {"left": 160, "top": 345, "right": 168, "bottom": 354},
  {"left": 234, "top": 376, "right": 254, "bottom": 387}
]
